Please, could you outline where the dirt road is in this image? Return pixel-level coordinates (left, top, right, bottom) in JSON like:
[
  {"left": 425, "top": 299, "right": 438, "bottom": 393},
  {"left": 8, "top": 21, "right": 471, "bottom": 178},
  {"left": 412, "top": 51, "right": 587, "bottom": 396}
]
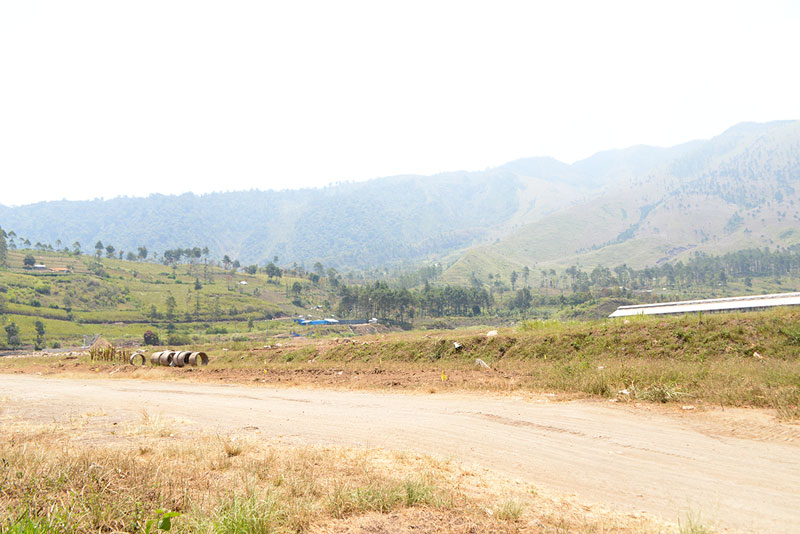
[{"left": 2, "top": 375, "right": 798, "bottom": 533}]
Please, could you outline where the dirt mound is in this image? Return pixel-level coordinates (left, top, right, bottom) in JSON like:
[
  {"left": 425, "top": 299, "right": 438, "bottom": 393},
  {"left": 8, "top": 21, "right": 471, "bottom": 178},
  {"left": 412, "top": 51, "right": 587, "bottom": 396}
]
[
  {"left": 350, "top": 324, "right": 390, "bottom": 336},
  {"left": 89, "top": 336, "right": 112, "bottom": 351}
]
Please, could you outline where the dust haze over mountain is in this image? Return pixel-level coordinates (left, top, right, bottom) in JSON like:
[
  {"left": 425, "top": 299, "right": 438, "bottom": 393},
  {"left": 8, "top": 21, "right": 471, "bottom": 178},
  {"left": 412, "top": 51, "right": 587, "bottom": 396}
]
[{"left": 2, "top": 121, "right": 799, "bottom": 277}]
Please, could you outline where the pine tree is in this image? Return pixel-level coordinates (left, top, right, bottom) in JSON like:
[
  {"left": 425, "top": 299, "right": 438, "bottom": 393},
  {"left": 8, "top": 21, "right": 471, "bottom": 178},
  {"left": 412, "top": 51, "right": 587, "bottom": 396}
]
[
  {"left": 34, "top": 320, "right": 46, "bottom": 350},
  {"left": 165, "top": 294, "right": 177, "bottom": 321},
  {"left": 0, "top": 227, "right": 7, "bottom": 267},
  {"left": 5, "top": 322, "right": 20, "bottom": 347}
]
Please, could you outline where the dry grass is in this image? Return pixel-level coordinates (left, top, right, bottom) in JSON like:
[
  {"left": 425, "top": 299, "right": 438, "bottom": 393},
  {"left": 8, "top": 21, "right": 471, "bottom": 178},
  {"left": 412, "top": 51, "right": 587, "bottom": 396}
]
[
  {"left": 494, "top": 499, "right": 525, "bottom": 521},
  {"left": 0, "top": 414, "right": 689, "bottom": 534},
  {"left": 226, "top": 308, "right": 800, "bottom": 419}
]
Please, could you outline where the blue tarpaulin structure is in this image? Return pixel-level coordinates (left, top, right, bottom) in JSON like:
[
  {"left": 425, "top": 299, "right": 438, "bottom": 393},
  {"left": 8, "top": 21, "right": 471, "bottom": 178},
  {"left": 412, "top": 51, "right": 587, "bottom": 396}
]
[{"left": 292, "top": 318, "right": 340, "bottom": 326}]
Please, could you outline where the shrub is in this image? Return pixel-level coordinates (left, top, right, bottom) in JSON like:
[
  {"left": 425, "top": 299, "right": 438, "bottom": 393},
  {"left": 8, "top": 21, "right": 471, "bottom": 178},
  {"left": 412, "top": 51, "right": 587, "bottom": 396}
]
[
  {"left": 88, "top": 263, "right": 109, "bottom": 278},
  {"left": 34, "top": 283, "right": 51, "bottom": 295},
  {"left": 213, "top": 492, "right": 283, "bottom": 534},
  {"left": 206, "top": 326, "right": 228, "bottom": 335},
  {"left": 424, "top": 319, "right": 454, "bottom": 330},
  {"left": 143, "top": 330, "right": 160, "bottom": 345},
  {"left": 495, "top": 499, "right": 525, "bottom": 521},
  {"left": 166, "top": 333, "right": 191, "bottom": 346}
]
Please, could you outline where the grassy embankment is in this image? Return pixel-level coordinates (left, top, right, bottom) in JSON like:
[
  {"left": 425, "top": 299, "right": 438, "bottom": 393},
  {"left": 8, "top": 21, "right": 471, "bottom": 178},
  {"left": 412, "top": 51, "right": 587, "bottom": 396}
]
[
  {"left": 209, "top": 308, "right": 800, "bottom": 418},
  {"left": 0, "top": 415, "right": 680, "bottom": 534},
  {"left": 4, "top": 307, "right": 799, "bottom": 420}
]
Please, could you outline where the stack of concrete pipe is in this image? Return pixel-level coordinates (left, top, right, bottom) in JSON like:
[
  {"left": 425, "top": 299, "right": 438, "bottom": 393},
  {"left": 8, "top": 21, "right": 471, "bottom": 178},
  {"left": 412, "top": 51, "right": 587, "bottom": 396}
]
[{"left": 148, "top": 350, "right": 209, "bottom": 367}]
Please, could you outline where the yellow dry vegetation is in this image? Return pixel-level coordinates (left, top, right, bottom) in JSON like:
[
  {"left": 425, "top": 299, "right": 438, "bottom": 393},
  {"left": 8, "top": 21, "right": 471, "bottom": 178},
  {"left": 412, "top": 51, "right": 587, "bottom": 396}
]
[{"left": 0, "top": 408, "right": 685, "bottom": 534}]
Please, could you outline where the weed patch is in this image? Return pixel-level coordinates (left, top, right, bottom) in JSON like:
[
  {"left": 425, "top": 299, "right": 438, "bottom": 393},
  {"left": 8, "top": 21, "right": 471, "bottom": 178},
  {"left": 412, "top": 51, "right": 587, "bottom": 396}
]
[{"left": 494, "top": 499, "right": 525, "bottom": 521}]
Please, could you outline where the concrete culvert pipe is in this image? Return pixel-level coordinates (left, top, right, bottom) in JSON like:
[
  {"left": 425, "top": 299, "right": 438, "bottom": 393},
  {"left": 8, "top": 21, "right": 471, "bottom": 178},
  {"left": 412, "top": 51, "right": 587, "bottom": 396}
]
[
  {"left": 158, "top": 351, "right": 176, "bottom": 367},
  {"left": 173, "top": 351, "right": 192, "bottom": 367},
  {"left": 150, "top": 352, "right": 164, "bottom": 366},
  {"left": 129, "top": 353, "right": 146, "bottom": 366},
  {"left": 188, "top": 351, "right": 209, "bottom": 366}
]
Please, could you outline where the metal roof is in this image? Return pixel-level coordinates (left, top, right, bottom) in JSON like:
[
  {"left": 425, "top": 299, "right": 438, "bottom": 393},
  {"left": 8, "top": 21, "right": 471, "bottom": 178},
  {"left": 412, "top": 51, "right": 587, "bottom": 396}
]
[{"left": 609, "top": 291, "right": 800, "bottom": 318}]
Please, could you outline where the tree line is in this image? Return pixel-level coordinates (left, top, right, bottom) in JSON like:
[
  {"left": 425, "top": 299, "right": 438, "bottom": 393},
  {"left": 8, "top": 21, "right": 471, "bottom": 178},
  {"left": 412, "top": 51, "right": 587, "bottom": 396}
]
[
  {"left": 561, "top": 246, "right": 800, "bottom": 294},
  {"left": 3, "top": 319, "right": 49, "bottom": 350},
  {"left": 335, "top": 281, "right": 491, "bottom": 322}
]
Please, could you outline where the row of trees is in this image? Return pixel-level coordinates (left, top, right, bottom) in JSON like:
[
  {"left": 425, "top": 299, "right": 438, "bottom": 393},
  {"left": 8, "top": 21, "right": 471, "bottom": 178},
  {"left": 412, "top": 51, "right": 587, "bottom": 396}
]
[
  {"left": 96, "top": 242, "right": 211, "bottom": 265},
  {"left": 3, "top": 320, "right": 46, "bottom": 349},
  {"left": 164, "top": 247, "right": 209, "bottom": 264},
  {"left": 336, "top": 282, "right": 492, "bottom": 322},
  {"left": 469, "top": 247, "right": 800, "bottom": 308},
  {"left": 1, "top": 229, "right": 82, "bottom": 257},
  {"left": 0, "top": 227, "right": 216, "bottom": 267},
  {"left": 336, "top": 247, "right": 800, "bottom": 317},
  {"left": 556, "top": 246, "right": 800, "bottom": 294}
]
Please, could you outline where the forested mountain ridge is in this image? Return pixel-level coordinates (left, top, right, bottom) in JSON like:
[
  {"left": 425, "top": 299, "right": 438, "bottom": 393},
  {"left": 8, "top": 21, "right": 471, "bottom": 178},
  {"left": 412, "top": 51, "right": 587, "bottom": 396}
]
[
  {"left": 443, "top": 120, "right": 800, "bottom": 283},
  {"left": 2, "top": 120, "right": 798, "bottom": 276},
  {"left": 0, "top": 160, "right": 603, "bottom": 269}
]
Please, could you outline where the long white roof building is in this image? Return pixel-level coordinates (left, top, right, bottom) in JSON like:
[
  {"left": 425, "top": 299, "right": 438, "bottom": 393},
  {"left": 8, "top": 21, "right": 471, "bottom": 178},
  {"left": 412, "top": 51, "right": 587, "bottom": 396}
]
[{"left": 609, "top": 291, "right": 800, "bottom": 318}]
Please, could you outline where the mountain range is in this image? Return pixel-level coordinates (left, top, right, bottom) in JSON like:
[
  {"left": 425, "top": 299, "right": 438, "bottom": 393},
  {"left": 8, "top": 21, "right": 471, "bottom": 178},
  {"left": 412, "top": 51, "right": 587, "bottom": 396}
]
[{"left": 2, "top": 120, "right": 798, "bottom": 283}]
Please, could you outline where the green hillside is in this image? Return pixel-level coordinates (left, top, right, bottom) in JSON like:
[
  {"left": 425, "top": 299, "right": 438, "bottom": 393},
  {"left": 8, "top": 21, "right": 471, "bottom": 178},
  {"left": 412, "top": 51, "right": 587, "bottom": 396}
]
[{"left": 0, "top": 249, "right": 334, "bottom": 348}]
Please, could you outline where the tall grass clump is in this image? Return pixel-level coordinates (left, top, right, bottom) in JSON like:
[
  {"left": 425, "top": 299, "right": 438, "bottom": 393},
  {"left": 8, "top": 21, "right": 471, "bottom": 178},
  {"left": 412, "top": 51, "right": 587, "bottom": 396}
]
[
  {"left": 211, "top": 491, "right": 286, "bottom": 534},
  {"left": 494, "top": 499, "right": 525, "bottom": 521},
  {"left": 679, "top": 513, "right": 715, "bottom": 534},
  {"left": 2, "top": 512, "right": 59, "bottom": 534}
]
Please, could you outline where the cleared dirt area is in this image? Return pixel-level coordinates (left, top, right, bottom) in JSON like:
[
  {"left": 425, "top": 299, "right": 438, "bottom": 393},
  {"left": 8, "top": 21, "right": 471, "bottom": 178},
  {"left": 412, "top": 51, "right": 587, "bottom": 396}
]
[{"left": 2, "top": 375, "right": 799, "bottom": 533}]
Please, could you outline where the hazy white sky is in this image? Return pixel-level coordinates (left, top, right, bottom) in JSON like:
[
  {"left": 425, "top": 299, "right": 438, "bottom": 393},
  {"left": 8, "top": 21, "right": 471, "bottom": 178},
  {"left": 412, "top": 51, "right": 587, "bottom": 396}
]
[{"left": 1, "top": 0, "right": 798, "bottom": 206}]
